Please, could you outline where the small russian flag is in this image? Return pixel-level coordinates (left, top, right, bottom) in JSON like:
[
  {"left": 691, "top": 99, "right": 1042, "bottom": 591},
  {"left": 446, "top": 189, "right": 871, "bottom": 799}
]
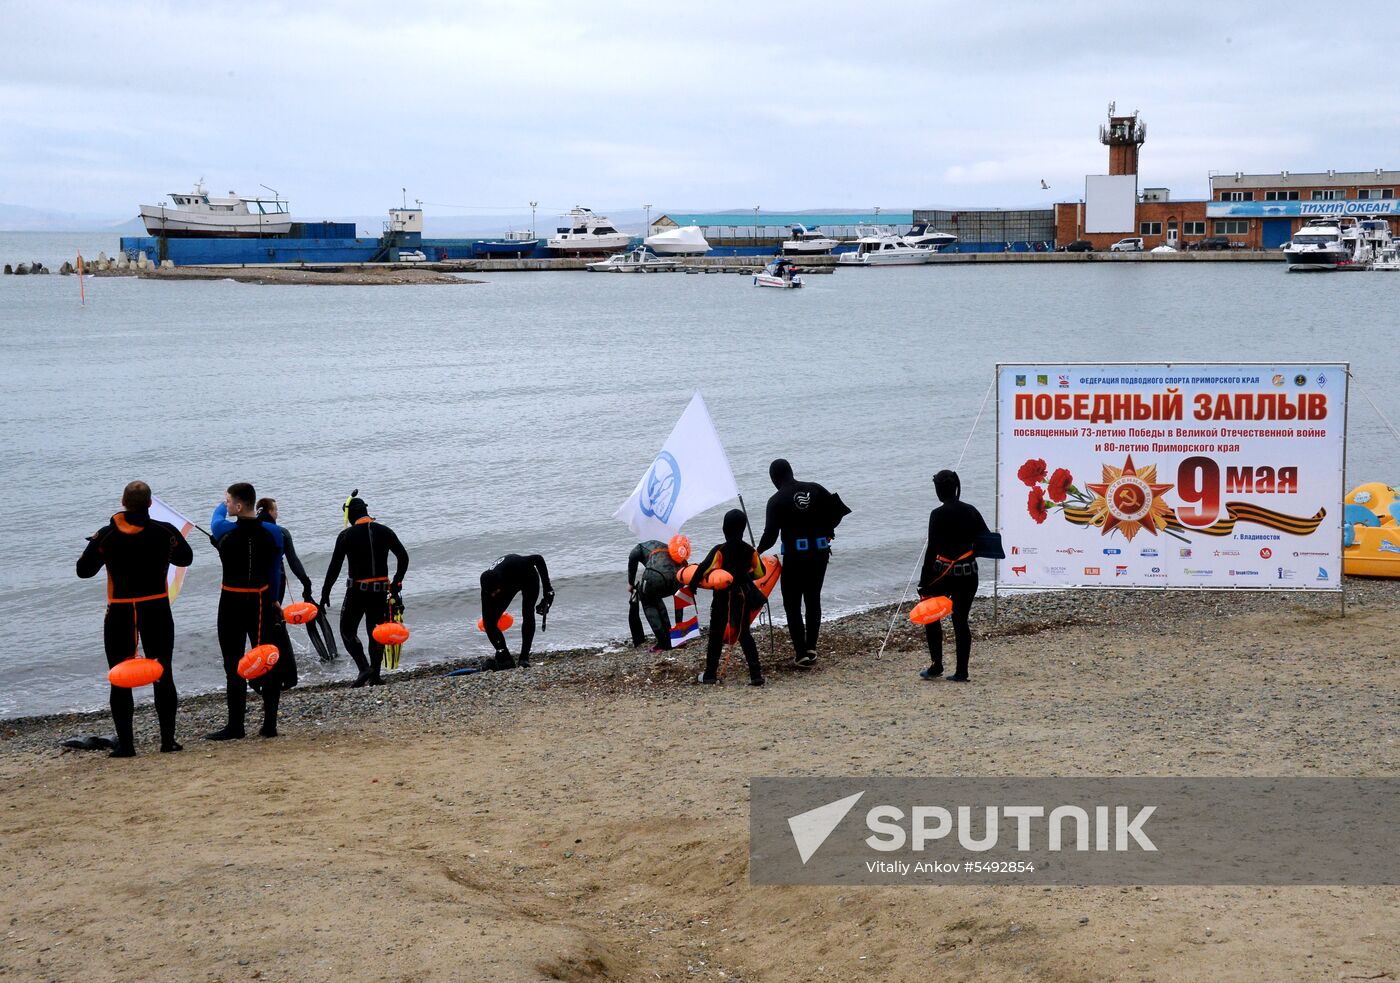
[{"left": 671, "top": 587, "right": 700, "bottom": 646}]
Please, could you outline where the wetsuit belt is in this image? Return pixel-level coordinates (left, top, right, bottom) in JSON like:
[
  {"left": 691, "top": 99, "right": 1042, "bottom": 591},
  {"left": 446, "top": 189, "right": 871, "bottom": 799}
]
[
  {"left": 353, "top": 577, "right": 389, "bottom": 583},
  {"left": 221, "top": 584, "right": 269, "bottom": 593},
  {"left": 110, "top": 591, "right": 168, "bottom": 604},
  {"left": 926, "top": 550, "right": 976, "bottom": 587}
]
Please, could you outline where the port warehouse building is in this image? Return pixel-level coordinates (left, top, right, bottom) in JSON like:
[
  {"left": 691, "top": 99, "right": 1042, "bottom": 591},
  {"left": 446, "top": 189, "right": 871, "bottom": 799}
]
[
  {"left": 1054, "top": 171, "right": 1400, "bottom": 252},
  {"left": 650, "top": 209, "right": 1056, "bottom": 252}
]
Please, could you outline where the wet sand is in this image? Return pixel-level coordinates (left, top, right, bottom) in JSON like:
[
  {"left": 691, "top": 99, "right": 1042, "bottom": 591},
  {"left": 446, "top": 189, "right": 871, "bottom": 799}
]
[{"left": 2, "top": 586, "right": 1396, "bottom": 981}]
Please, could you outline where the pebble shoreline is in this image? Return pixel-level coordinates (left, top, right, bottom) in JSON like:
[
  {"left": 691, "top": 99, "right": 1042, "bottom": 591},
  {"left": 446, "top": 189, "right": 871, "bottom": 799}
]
[{"left": 3, "top": 581, "right": 1383, "bottom": 761}]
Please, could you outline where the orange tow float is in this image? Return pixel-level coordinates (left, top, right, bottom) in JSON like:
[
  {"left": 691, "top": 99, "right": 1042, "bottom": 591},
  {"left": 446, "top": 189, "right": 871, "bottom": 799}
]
[
  {"left": 108, "top": 657, "right": 164, "bottom": 688},
  {"left": 909, "top": 596, "right": 954, "bottom": 625},
  {"left": 476, "top": 613, "right": 515, "bottom": 632},
  {"left": 372, "top": 621, "right": 411, "bottom": 646},
  {"left": 677, "top": 564, "right": 734, "bottom": 590},
  {"left": 238, "top": 644, "right": 280, "bottom": 680},
  {"left": 282, "top": 601, "right": 318, "bottom": 625}
]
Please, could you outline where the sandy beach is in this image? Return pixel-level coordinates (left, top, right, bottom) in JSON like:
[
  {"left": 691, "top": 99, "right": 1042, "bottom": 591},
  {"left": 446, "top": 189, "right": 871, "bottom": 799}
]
[{"left": 2, "top": 585, "right": 1396, "bottom": 982}]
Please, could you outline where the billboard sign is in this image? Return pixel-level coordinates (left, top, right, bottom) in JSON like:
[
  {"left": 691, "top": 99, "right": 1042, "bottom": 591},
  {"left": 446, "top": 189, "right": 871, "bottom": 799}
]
[
  {"left": 1206, "top": 200, "right": 1400, "bottom": 218},
  {"left": 997, "top": 364, "right": 1346, "bottom": 590}
]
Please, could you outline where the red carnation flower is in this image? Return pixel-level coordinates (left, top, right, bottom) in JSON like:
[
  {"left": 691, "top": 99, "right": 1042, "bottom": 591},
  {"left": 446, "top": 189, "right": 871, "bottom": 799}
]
[
  {"left": 1028, "top": 486, "right": 1049, "bottom": 524},
  {"left": 1047, "top": 468, "right": 1074, "bottom": 503},
  {"left": 1017, "top": 458, "right": 1048, "bottom": 487}
]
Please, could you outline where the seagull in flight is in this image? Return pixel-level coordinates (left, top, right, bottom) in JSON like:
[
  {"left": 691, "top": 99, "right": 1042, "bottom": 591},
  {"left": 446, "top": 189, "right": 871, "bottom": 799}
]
[{"left": 1040, "top": 179, "right": 1051, "bottom": 190}]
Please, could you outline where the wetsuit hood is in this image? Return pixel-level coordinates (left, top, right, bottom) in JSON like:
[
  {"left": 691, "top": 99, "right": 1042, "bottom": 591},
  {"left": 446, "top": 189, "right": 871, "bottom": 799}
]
[
  {"left": 769, "top": 458, "right": 794, "bottom": 489},
  {"left": 723, "top": 508, "right": 747, "bottom": 540},
  {"left": 933, "top": 470, "right": 961, "bottom": 503},
  {"left": 345, "top": 497, "right": 369, "bottom": 523}
]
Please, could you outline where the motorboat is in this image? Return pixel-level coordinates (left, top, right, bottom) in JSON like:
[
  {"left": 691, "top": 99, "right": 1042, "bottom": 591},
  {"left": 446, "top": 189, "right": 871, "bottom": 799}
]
[
  {"left": 837, "top": 229, "right": 933, "bottom": 266},
  {"left": 1371, "top": 241, "right": 1400, "bottom": 271},
  {"left": 754, "top": 258, "right": 803, "bottom": 288},
  {"left": 586, "top": 246, "right": 678, "bottom": 272},
  {"left": 644, "top": 225, "right": 711, "bottom": 256},
  {"left": 901, "top": 222, "right": 958, "bottom": 251},
  {"left": 1283, "top": 218, "right": 1351, "bottom": 271},
  {"left": 780, "top": 224, "right": 839, "bottom": 255},
  {"left": 139, "top": 179, "right": 293, "bottom": 237},
  {"left": 547, "top": 207, "right": 631, "bottom": 254}
]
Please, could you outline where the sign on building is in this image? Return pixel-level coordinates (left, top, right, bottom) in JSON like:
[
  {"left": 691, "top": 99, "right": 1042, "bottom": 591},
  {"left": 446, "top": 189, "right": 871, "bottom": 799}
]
[
  {"left": 997, "top": 363, "right": 1346, "bottom": 590},
  {"left": 1084, "top": 174, "right": 1137, "bottom": 233}
]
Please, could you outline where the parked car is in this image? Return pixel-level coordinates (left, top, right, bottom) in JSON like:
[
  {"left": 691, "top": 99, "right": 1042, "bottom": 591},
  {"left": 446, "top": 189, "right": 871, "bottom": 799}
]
[
  {"left": 1187, "top": 236, "right": 1233, "bottom": 251},
  {"left": 1061, "top": 239, "right": 1094, "bottom": 252},
  {"left": 1110, "top": 237, "right": 1144, "bottom": 252}
]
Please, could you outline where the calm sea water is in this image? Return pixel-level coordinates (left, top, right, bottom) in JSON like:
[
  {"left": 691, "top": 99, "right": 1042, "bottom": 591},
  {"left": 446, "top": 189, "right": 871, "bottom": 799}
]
[{"left": 3, "top": 230, "right": 1398, "bottom": 718}]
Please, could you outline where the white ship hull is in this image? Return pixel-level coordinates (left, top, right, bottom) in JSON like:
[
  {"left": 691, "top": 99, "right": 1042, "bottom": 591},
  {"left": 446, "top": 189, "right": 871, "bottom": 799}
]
[
  {"left": 837, "top": 248, "right": 931, "bottom": 266},
  {"left": 140, "top": 204, "right": 294, "bottom": 237},
  {"left": 547, "top": 232, "right": 632, "bottom": 254}
]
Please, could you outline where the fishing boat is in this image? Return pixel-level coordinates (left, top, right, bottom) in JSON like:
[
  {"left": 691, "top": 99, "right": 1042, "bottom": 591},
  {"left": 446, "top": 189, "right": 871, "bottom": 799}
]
[
  {"left": 644, "top": 225, "right": 711, "bottom": 255},
  {"left": 472, "top": 231, "right": 538, "bottom": 258},
  {"left": 139, "top": 180, "right": 293, "bottom": 237},
  {"left": 780, "top": 225, "right": 839, "bottom": 255},
  {"left": 547, "top": 207, "right": 631, "bottom": 254},
  {"left": 586, "top": 246, "right": 677, "bottom": 272},
  {"left": 753, "top": 258, "right": 803, "bottom": 288}
]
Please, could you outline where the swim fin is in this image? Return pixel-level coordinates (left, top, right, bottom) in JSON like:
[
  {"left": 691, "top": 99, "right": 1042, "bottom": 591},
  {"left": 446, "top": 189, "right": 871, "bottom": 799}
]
[
  {"left": 304, "top": 612, "right": 331, "bottom": 662},
  {"left": 382, "top": 594, "right": 405, "bottom": 671},
  {"left": 314, "top": 607, "right": 339, "bottom": 661}
]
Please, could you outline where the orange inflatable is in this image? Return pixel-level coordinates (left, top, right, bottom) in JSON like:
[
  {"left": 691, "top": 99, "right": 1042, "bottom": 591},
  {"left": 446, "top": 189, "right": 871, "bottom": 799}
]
[
  {"left": 282, "top": 601, "right": 318, "bottom": 625},
  {"left": 677, "top": 564, "right": 734, "bottom": 589},
  {"left": 476, "top": 612, "right": 515, "bottom": 632},
  {"left": 668, "top": 534, "right": 691, "bottom": 564},
  {"left": 372, "top": 621, "right": 410, "bottom": 646},
  {"left": 108, "top": 657, "right": 164, "bottom": 688},
  {"left": 909, "top": 596, "right": 954, "bottom": 625},
  {"left": 238, "top": 643, "right": 280, "bottom": 680}
]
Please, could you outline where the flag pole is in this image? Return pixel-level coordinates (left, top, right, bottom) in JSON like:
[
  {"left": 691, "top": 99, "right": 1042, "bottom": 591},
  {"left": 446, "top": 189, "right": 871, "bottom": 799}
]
[{"left": 737, "top": 493, "right": 776, "bottom": 661}]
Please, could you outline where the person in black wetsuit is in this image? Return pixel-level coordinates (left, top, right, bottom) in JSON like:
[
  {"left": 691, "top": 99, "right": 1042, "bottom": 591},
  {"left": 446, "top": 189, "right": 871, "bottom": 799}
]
[
  {"left": 692, "top": 509, "right": 766, "bottom": 686},
  {"left": 256, "top": 497, "right": 317, "bottom": 682},
  {"left": 208, "top": 482, "right": 285, "bottom": 740},
  {"left": 320, "top": 495, "right": 409, "bottom": 687},
  {"left": 757, "top": 458, "right": 851, "bottom": 669},
  {"left": 480, "top": 554, "right": 553, "bottom": 669},
  {"left": 76, "top": 480, "right": 193, "bottom": 757},
  {"left": 917, "top": 469, "right": 989, "bottom": 682},
  {"left": 627, "top": 540, "right": 683, "bottom": 651}
]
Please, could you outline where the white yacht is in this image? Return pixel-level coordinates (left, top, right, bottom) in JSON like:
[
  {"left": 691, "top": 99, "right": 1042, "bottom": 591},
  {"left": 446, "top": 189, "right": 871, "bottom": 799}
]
[
  {"left": 644, "top": 225, "right": 711, "bottom": 255},
  {"left": 547, "top": 207, "right": 631, "bottom": 254},
  {"left": 139, "top": 180, "right": 293, "bottom": 237},
  {"left": 900, "top": 221, "right": 959, "bottom": 251},
  {"left": 780, "top": 225, "right": 839, "bottom": 255},
  {"left": 837, "top": 229, "right": 933, "bottom": 266},
  {"left": 586, "top": 246, "right": 677, "bottom": 272},
  {"left": 1283, "top": 218, "right": 1351, "bottom": 271}
]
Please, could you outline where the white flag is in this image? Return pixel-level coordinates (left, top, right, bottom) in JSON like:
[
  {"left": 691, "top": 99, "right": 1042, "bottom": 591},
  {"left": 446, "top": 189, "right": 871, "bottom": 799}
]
[
  {"left": 614, "top": 392, "right": 740, "bottom": 541},
  {"left": 150, "top": 494, "right": 197, "bottom": 602}
]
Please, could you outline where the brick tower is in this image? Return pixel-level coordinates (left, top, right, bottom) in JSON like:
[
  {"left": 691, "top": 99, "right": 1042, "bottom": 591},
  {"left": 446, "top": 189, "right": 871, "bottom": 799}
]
[{"left": 1099, "top": 102, "right": 1146, "bottom": 176}]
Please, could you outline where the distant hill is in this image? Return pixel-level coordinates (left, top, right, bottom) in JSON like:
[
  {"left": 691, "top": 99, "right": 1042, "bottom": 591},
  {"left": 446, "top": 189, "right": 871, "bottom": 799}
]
[{"left": 0, "top": 203, "right": 141, "bottom": 232}]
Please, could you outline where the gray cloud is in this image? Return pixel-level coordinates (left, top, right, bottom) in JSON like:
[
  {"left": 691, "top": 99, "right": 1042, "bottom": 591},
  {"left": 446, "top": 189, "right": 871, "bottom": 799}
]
[{"left": 2, "top": 0, "right": 1395, "bottom": 220}]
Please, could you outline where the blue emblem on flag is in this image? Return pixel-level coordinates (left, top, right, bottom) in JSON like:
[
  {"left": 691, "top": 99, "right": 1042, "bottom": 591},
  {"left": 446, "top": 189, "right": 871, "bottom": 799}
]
[{"left": 640, "top": 451, "right": 681, "bottom": 522}]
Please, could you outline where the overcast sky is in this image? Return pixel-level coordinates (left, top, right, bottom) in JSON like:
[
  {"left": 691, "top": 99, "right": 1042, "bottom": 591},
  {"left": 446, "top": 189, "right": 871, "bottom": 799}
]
[{"left": 4, "top": 1, "right": 1397, "bottom": 220}]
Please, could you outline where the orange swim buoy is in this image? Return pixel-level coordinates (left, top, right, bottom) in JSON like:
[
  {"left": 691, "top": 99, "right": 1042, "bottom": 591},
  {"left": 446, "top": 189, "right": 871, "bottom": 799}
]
[
  {"left": 476, "top": 612, "right": 515, "bottom": 632},
  {"left": 108, "top": 657, "right": 164, "bottom": 688},
  {"left": 238, "top": 644, "right": 280, "bottom": 680},
  {"left": 668, "top": 534, "right": 691, "bottom": 564},
  {"left": 677, "top": 564, "right": 735, "bottom": 590},
  {"left": 373, "top": 621, "right": 410, "bottom": 646},
  {"left": 282, "top": 601, "right": 318, "bottom": 625},
  {"left": 909, "top": 596, "right": 954, "bottom": 625}
]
